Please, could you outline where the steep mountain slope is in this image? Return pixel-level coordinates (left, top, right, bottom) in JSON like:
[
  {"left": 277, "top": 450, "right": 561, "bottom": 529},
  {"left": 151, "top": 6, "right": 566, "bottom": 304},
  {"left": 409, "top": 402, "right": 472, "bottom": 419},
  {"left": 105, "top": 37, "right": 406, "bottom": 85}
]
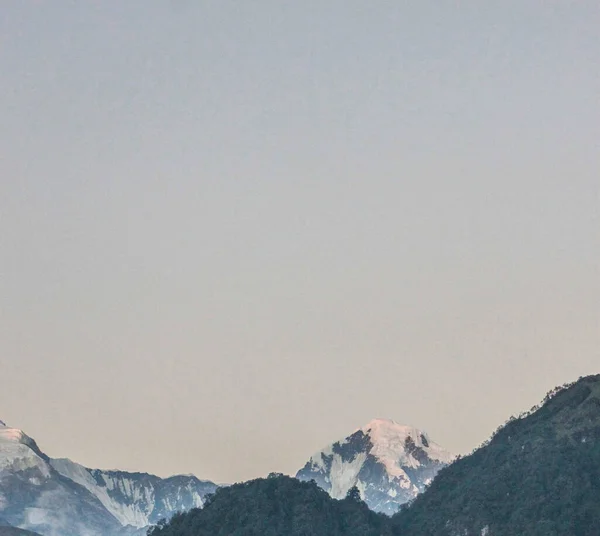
[
  {"left": 296, "top": 418, "right": 452, "bottom": 514},
  {"left": 0, "top": 421, "right": 217, "bottom": 536},
  {"left": 0, "top": 515, "right": 42, "bottom": 536},
  {"left": 50, "top": 458, "right": 216, "bottom": 529},
  {"left": 0, "top": 527, "right": 43, "bottom": 536},
  {"left": 0, "top": 422, "right": 122, "bottom": 536},
  {"left": 147, "top": 474, "right": 392, "bottom": 536},
  {"left": 392, "top": 374, "right": 600, "bottom": 536}
]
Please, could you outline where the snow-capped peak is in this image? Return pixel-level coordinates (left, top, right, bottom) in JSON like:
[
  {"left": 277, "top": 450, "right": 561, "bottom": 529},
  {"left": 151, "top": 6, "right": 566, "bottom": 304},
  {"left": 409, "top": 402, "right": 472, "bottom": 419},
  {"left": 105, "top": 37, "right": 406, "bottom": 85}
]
[
  {"left": 0, "top": 422, "right": 50, "bottom": 477},
  {"left": 0, "top": 424, "right": 28, "bottom": 443},
  {"left": 361, "top": 418, "right": 424, "bottom": 447},
  {"left": 360, "top": 418, "right": 453, "bottom": 474},
  {"left": 297, "top": 418, "right": 453, "bottom": 515}
]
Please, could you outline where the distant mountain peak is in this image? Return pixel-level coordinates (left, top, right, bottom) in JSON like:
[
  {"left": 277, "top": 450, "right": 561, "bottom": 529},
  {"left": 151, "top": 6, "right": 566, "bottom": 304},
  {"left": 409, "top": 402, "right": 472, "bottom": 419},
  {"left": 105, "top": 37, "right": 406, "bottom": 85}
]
[
  {"left": 0, "top": 419, "right": 6, "bottom": 427},
  {"left": 0, "top": 424, "right": 29, "bottom": 445},
  {"left": 0, "top": 420, "right": 218, "bottom": 536},
  {"left": 297, "top": 418, "right": 452, "bottom": 515},
  {"left": 361, "top": 418, "right": 431, "bottom": 451},
  {"left": 360, "top": 419, "right": 453, "bottom": 474}
]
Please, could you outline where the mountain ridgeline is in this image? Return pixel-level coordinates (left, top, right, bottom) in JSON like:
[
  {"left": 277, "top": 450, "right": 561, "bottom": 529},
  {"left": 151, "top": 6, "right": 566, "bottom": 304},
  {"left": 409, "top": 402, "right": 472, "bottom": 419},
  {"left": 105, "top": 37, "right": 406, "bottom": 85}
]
[
  {"left": 392, "top": 373, "right": 600, "bottom": 535},
  {"left": 0, "top": 418, "right": 448, "bottom": 535},
  {"left": 2, "top": 375, "right": 599, "bottom": 535},
  {"left": 147, "top": 475, "right": 392, "bottom": 536},
  {"left": 0, "top": 422, "right": 217, "bottom": 536},
  {"left": 49, "top": 458, "right": 216, "bottom": 528},
  {"left": 148, "top": 375, "right": 600, "bottom": 536}
]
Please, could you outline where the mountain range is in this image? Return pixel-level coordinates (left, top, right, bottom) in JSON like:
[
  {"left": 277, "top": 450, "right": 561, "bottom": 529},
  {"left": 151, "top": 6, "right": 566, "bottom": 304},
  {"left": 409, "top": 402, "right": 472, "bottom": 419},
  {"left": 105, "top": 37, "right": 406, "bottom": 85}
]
[
  {"left": 0, "top": 413, "right": 451, "bottom": 536},
  {"left": 0, "top": 420, "right": 217, "bottom": 536},
  {"left": 3, "top": 374, "right": 599, "bottom": 535},
  {"left": 130, "top": 374, "right": 600, "bottom": 536}
]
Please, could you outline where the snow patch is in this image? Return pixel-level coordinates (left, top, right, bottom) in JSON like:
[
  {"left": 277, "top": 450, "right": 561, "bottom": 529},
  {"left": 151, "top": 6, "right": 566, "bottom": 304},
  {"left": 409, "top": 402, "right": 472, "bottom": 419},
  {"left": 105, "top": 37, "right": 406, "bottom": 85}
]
[
  {"left": 0, "top": 426, "right": 49, "bottom": 475},
  {"left": 309, "top": 444, "right": 333, "bottom": 471},
  {"left": 25, "top": 507, "right": 49, "bottom": 525},
  {"left": 51, "top": 459, "right": 154, "bottom": 528},
  {"left": 50, "top": 458, "right": 211, "bottom": 529},
  {"left": 361, "top": 418, "right": 453, "bottom": 476},
  {"left": 329, "top": 452, "right": 367, "bottom": 499}
]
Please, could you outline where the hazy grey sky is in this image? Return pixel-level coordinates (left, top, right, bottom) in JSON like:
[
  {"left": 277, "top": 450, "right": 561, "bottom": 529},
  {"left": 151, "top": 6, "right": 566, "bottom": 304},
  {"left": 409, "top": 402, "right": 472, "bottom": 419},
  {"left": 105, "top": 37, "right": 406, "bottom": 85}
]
[{"left": 1, "top": 1, "right": 598, "bottom": 483}]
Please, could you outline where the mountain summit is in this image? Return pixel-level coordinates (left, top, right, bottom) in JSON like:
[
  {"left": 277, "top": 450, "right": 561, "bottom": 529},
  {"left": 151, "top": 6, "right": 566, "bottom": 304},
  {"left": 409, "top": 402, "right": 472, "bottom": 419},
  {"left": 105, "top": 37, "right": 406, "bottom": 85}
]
[
  {"left": 0, "top": 422, "right": 118, "bottom": 536},
  {"left": 296, "top": 418, "right": 452, "bottom": 514}
]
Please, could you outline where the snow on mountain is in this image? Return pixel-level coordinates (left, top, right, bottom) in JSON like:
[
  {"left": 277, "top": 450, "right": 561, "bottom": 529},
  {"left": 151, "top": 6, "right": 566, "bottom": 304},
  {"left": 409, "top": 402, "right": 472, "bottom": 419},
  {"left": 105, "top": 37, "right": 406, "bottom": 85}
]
[
  {"left": 0, "top": 420, "right": 217, "bottom": 536},
  {"left": 296, "top": 418, "right": 453, "bottom": 515},
  {"left": 0, "top": 424, "right": 50, "bottom": 476},
  {"left": 0, "top": 421, "right": 121, "bottom": 536},
  {"left": 50, "top": 459, "right": 216, "bottom": 529}
]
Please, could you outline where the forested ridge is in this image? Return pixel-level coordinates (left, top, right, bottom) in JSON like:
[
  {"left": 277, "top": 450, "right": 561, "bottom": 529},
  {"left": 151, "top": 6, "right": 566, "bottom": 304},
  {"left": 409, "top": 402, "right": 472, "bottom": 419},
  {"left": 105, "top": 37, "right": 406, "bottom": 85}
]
[
  {"left": 148, "top": 475, "right": 391, "bottom": 536},
  {"left": 148, "top": 375, "right": 600, "bottom": 536},
  {"left": 393, "top": 374, "right": 600, "bottom": 535}
]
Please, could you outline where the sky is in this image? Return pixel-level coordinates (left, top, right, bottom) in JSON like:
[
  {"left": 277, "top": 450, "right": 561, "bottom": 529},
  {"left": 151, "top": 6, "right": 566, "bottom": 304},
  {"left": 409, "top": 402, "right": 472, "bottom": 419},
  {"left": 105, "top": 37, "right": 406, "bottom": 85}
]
[{"left": 0, "top": 1, "right": 598, "bottom": 484}]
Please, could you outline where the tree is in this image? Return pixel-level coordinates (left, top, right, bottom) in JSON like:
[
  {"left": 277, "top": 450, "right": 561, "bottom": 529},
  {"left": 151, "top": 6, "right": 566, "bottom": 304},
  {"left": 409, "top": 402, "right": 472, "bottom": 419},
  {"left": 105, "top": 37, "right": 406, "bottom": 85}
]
[{"left": 346, "top": 486, "right": 362, "bottom": 502}]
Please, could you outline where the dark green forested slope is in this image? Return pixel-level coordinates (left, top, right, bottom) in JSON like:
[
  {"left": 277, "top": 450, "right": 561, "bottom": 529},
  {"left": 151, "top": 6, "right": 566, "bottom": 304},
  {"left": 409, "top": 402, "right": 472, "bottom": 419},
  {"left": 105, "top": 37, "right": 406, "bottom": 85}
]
[
  {"left": 392, "top": 374, "right": 600, "bottom": 536},
  {"left": 147, "top": 475, "right": 392, "bottom": 536},
  {"left": 146, "top": 375, "right": 600, "bottom": 536}
]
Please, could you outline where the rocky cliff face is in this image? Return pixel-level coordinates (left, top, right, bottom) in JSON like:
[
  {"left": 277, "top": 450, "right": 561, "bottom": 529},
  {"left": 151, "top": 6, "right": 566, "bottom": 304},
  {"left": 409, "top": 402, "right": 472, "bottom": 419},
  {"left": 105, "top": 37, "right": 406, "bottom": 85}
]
[{"left": 50, "top": 458, "right": 217, "bottom": 529}]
